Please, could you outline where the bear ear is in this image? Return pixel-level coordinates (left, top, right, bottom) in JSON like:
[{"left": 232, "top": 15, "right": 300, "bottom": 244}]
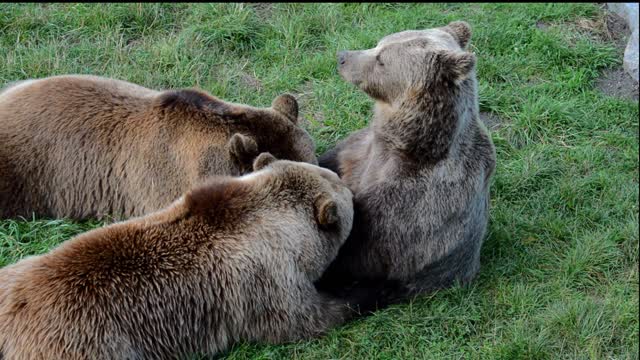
[
  {"left": 228, "top": 133, "right": 259, "bottom": 164},
  {"left": 443, "top": 21, "right": 472, "bottom": 49},
  {"left": 252, "top": 152, "right": 277, "bottom": 171},
  {"left": 271, "top": 94, "right": 299, "bottom": 124},
  {"left": 156, "top": 89, "right": 217, "bottom": 111},
  {"left": 437, "top": 51, "right": 476, "bottom": 83},
  {"left": 184, "top": 178, "right": 251, "bottom": 215},
  {"left": 314, "top": 193, "right": 339, "bottom": 227}
]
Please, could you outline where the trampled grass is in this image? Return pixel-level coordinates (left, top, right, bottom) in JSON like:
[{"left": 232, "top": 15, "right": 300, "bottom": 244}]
[{"left": 0, "top": 3, "right": 638, "bottom": 359}]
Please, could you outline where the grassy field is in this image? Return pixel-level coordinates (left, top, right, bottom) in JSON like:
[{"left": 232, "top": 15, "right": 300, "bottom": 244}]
[{"left": 1, "top": 3, "right": 638, "bottom": 359}]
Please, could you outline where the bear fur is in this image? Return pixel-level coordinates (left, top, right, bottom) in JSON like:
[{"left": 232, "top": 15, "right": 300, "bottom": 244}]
[
  {"left": 317, "top": 21, "right": 497, "bottom": 300},
  {"left": 0, "top": 75, "right": 317, "bottom": 220},
  {"left": 0, "top": 155, "right": 358, "bottom": 359}
]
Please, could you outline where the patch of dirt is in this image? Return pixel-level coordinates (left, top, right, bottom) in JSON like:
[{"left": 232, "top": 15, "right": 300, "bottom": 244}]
[
  {"left": 293, "top": 81, "right": 325, "bottom": 127},
  {"left": 600, "top": 8, "right": 631, "bottom": 53},
  {"left": 595, "top": 68, "right": 639, "bottom": 101},
  {"left": 247, "top": 3, "right": 273, "bottom": 20},
  {"left": 126, "top": 38, "right": 143, "bottom": 48},
  {"left": 535, "top": 21, "right": 549, "bottom": 31},
  {"left": 294, "top": 81, "right": 314, "bottom": 108},
  {"left": 538, "top": 5, "right": 639, "bottom": 99},
  {"left": 536, "top": 9, "right": 630, "bottom": 54},
  {"left": 574, "top": 7, "right": 630, "bottom": 54},
  {"left": 595, "top": 5, "right": 639, "bottom": 100},
  {"left": 480, "top": 111, "right": 506, "bottom": 131},
  {"left": 307, "top": 110, "right": 325, "bottom": 125},
  {"left": 239, "top": 72, "right": 262, "bottom": 91}
]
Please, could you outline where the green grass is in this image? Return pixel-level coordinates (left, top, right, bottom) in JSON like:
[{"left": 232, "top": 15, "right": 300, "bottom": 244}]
[{"left": 1, "top": 3, "right": 638, "bottom": 359}]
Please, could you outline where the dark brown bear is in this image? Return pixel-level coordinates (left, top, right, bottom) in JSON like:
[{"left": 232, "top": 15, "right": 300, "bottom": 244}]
[
  {"left": 0, "top": 75, "right": 316, "bottom": 220},
  {"left": 0, "top": 154, "right": 357, "bottom": 360},
  {"left": 317, "top": 21, "right": 497, "bottom": 301}
]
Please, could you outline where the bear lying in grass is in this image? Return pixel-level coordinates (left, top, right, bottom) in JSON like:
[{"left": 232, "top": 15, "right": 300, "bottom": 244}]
[
  {"left": 0, "top": 154, "right": 359, "bottom": 360},
  {"left": 317, "top": 21, "right": 497, "bottom": 300},
  {"left": 0, "top": 75, "right": 316, "bottom": 220}
]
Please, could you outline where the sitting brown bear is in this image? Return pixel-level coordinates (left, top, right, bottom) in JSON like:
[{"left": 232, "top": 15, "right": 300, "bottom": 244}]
[
  {"left": 0, "top": 154, "right": 358, "bottom": 360},
  {"left": 317, "top": 22, "right": 497, "bottom": 300},
  {"left": 0, "top": 75, "right": 316, "bottom": 220}
]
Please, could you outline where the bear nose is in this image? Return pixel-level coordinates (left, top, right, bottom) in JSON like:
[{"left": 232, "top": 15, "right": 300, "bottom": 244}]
[{"left": 338, "top": 51, "right": 347, "bottom": 65}]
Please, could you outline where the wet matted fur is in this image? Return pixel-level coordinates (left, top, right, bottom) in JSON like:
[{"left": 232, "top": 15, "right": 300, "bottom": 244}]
[
  {"left": 317, "top": 21, "right": 497, "bottom": 301},
  {"left": 0, "top": 75, "right": 317, "bottom": 220},
  {"left": 0, "top": 155, "right": 358, "bottom": 359}
]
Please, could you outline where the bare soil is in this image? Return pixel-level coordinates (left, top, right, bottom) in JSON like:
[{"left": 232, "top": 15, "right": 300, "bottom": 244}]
[
  {"left": 538, "top": 5, "right": 638, "bottom": 101},
  {"left": 595, "top": 68, "right": 639, "bottom": 101},
  {"left": 480, "top": 111, "right": 506, "bottom": 131},
  {"left": 595, "top": 8, "right": 639, "bottom": 100}
]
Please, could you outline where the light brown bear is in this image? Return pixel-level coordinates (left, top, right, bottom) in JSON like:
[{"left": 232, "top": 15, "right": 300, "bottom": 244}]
[
  {"left": 316, "top": 22, "right": 497, "bottom": 300},
  {"left": 0, "top": 154, "right": 362, "bottom": 360},
  {"left": 0, "top": 75, "right": 316, "bottom": 220}
]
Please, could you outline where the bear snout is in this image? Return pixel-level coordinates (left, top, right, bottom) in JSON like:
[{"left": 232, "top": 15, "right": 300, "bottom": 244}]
[
  {"left": 336, "top": 50, "right": 362, "bottom": 85},
  {"left": 338, "top": 51, "right": 348, "bottom": 65}
]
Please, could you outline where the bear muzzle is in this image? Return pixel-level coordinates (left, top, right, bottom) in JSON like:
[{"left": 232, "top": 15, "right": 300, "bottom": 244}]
[{"left": 337, "top": 50, "right": 365, "bottom": 86}]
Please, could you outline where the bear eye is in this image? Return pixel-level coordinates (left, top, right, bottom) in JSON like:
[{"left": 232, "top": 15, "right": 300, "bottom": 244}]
[{"left": 376, "top": 54, "right": 384, "bottom": 66}]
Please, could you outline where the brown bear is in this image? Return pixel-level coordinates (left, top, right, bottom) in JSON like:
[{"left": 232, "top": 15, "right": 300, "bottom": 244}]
[
  {"left": 316, "top": 22, "right": 497, "bottom": 301},
  {"left": 0, "top": 154, "right": 360, "bottom": 360},
  {"left": 0, "top": 75, "right": 317, "bottom": 220}
]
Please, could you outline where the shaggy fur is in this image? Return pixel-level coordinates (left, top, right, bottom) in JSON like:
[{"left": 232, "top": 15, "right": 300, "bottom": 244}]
[
  {"left": 0, "top": 75, "right": 317, "bottom": 220},
  {"left": 0, "top": 155, "right": 358, "bottom": 360},
  {"left": 317, "top": 21, "right": 497, "bottom": 300}
]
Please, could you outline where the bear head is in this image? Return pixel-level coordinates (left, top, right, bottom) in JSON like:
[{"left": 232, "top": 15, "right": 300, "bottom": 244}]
[
  {"left": 225, "top": 93, "right": 319, "bottom": 173},
  {"left": 337, "top": 21, "right": 476, "bottom": 105},
  {"left": 185, "top": 153, "right": 353, "bottom": 281}
]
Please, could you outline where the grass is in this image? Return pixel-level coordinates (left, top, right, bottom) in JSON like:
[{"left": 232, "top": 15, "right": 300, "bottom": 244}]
[{"left": 1, "top": 3, "right": 638, "bottom": 359}]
